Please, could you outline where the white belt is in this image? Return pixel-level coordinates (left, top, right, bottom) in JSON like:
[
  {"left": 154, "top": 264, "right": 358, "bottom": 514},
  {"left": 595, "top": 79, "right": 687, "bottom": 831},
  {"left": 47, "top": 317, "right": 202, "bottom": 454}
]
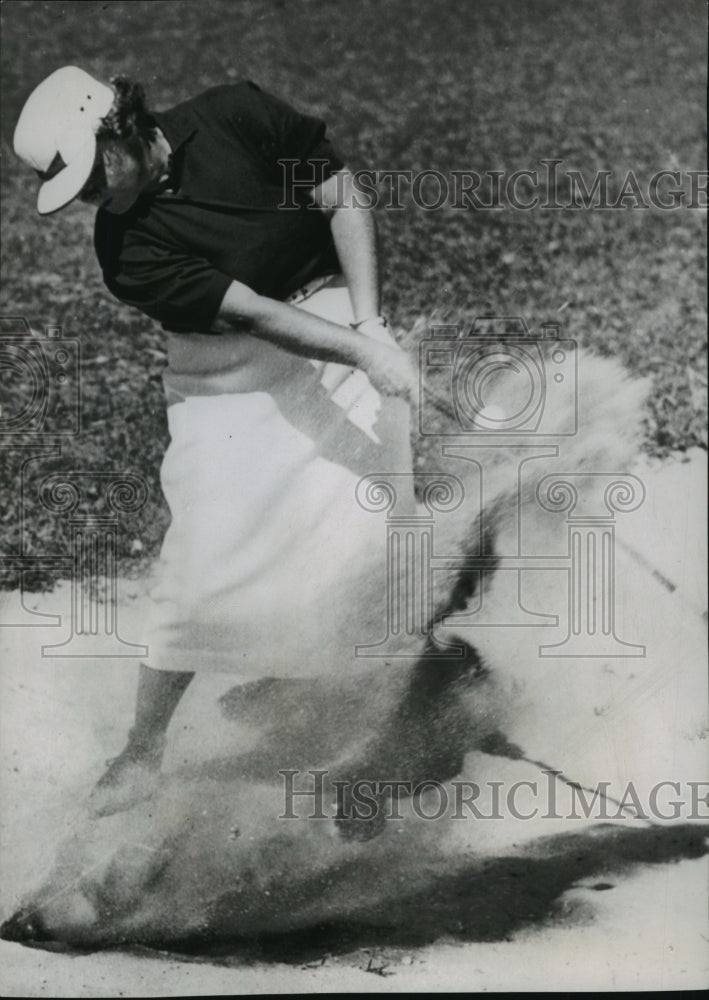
[{"left": 285, "top": 274, "right": 336, "bottom": 305}]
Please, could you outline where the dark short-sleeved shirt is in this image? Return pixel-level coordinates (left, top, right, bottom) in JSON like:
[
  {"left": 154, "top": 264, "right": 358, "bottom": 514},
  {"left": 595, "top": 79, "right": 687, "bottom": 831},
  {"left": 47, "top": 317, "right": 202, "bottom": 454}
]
[{"left": 93, "top": 82, "right": 345, "bottom": 333}]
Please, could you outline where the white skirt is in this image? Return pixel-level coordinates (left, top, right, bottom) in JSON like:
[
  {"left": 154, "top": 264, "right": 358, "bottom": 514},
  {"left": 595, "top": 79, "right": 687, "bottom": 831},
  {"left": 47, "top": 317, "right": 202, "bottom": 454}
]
[{"left": 142, "top": 278, "right": 417, "bottom": 676}]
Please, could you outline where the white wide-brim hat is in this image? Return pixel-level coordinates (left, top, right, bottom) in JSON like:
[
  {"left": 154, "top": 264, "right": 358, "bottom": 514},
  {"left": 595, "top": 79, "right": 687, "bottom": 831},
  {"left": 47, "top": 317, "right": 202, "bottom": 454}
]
[{"left": 13, "top": 66, "right": 115, "bottom": 215}]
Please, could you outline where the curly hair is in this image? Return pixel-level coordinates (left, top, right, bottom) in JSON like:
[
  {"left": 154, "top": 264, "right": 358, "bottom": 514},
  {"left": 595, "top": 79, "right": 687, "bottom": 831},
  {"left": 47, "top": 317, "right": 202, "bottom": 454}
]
[{"left": 96, "top": 76, "right": 157, "bottom": 144}]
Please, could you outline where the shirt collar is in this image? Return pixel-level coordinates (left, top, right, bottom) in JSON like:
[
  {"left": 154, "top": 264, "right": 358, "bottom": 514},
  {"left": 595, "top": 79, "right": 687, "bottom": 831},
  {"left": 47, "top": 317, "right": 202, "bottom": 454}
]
[{"left": 152, "top": 107, "right": 197, "bottom": 192}]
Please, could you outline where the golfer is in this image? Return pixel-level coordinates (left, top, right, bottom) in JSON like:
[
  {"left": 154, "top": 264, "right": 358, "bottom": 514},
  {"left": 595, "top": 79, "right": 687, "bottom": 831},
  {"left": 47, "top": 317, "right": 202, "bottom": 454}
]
[{"left": 14, "top": 67, "right": 423, "bottom": 818}]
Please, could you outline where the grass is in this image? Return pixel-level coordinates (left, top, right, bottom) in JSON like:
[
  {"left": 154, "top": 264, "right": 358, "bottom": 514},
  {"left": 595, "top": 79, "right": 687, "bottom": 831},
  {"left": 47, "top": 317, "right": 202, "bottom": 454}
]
[{"left": 1, "top": 0, "right": 706, "bottom": 590}]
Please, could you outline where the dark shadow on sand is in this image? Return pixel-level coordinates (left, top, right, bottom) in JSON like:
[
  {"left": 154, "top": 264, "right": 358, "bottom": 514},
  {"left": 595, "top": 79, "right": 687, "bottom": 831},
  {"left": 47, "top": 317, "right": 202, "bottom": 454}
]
[{"left": 5, "top": 822, "right": 706, "bottom": 963}]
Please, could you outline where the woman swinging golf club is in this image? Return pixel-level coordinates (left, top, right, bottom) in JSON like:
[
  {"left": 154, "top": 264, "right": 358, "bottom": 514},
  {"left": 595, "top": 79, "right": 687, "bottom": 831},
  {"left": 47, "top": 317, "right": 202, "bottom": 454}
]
[{"left": 14, "top": 67, "right": 480, "bottom": 835}]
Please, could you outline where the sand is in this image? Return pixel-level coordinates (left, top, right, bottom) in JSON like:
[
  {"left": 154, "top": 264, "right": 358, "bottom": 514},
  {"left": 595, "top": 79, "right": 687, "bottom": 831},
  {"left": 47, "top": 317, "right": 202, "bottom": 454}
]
[{"left": 0, "top": 449, "right": 706, "bottom": 995}]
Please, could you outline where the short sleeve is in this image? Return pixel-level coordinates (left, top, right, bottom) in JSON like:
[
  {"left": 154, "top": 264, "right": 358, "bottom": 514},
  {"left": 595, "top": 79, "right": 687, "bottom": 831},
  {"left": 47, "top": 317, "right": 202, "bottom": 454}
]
[
  {"left": 219, "top": 81, "right": 345, "bottom": 186},
  {"left": 95, "top": 213, "right": 233, "bottom": 333}
]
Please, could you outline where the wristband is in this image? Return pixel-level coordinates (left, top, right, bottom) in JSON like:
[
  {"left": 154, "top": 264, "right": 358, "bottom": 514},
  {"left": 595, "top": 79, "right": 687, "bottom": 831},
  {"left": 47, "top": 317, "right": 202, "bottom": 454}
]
[{"left": 351, "top": 315, "right": 388, "bottom": 331}]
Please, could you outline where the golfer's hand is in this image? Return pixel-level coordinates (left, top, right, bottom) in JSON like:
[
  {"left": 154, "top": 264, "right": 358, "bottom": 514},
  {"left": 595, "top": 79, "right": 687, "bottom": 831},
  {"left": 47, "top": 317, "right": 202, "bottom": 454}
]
[{"left": 363, "top": 341, "right": 418, "bottom": 403}]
